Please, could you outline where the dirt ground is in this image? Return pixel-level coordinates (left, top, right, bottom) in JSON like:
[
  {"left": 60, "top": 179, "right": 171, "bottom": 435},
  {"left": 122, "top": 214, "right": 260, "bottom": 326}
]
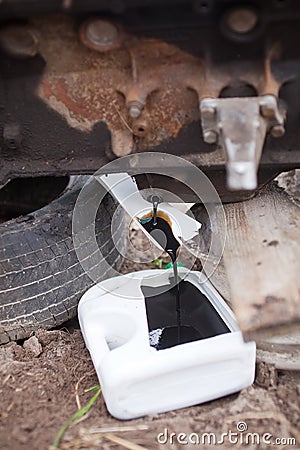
[
  {"left": 0, "top": 324, "right": 299, "bottom": 450},
  {"left": 1, "top": 174, "right": 299, "bottom": 450},
  {"left": 1, "top": 229, "right": 299, "bottom": 450}
]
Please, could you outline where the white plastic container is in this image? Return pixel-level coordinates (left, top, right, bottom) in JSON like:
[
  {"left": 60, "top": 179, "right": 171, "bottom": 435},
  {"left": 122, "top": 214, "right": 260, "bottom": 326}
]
[{"left": 78, "top": 268, "right": 256, "bottom": 420}]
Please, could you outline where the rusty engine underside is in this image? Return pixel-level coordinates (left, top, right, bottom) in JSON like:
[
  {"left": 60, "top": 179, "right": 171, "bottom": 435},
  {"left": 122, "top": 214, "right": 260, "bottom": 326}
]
[{"left": 0, "top": 0, "right": 300, "bottom": 201}]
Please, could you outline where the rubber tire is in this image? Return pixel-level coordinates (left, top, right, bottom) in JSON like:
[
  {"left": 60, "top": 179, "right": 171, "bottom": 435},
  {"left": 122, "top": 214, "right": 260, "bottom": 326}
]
[{"left": 0, "top": 176, "right": 124, "bottom": 344}]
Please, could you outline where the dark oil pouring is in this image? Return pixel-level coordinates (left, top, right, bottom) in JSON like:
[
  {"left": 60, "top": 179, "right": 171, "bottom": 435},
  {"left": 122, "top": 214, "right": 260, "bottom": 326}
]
[{"left": 139, "top": 197, "right": 230, "bottom": 350}]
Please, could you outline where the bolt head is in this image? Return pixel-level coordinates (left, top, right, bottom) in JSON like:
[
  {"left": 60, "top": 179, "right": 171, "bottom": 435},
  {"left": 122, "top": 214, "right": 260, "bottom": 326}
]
[
  {"left": 204, "top": 130, "right": 218, "bottom": 144},
  {"left": 226, "top": 8, "right": 258, "bottom": 34},
  {"left": 271, "top": 124, "right": 285, "bottom": 138},
  {"left": 260, "top": 103, "right": 276, "bottom": 118},
  {"left": 0, "top": 26, "right": 38, "bottom": 58},
  {"left": 127, "top": 101, "right": 143, "bottom": 119},
  {"left": 129, "top": 105, "right": 142, "bottom": 119},
  {"left": 81, "top": 19, "right": 121, "bottom": 52}
]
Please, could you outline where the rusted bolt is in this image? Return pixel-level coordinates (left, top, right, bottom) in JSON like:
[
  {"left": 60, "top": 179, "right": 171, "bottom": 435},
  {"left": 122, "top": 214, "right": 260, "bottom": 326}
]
[
  {"left": 226, "top": 8, "right": 258, "bottom": 34},
  {"left": 80, "top": 19, "right": 122, "bottom": 52},
  {"left": 270, "top": 124, "right": 285, "bottom": 138},
  {"left": 260, "top": 102, "right": 276, "bottom": 118},
  {"left": 132, "top": 117, "right": 149, "bottom": 137},
  {"left": 201, "top": 105, "right": 216, "bottom": 120},
  {"left": 203, "top": 130, "right": 218, "bottom": 144},
  {"left": 0, "top": 26, "right": 38, "bottom": 59},
  {"left": 86, "top": 20, "right": 118, "bottom": 46},
  {"left": 127, "top": 100, "right": 144, "bottom": 119}
]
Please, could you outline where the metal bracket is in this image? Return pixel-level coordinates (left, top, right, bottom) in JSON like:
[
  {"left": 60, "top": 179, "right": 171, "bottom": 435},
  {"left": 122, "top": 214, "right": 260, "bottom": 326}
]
[{"left": 200, "top": 95, "right": 286, "bottom": 191}]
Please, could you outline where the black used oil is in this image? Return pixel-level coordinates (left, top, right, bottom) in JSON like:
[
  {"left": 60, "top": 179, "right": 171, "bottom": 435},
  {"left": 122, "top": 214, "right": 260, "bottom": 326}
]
[
  {"left": 138, "top": 202, "right": 230, "bottom": 350},
  {"left": 142, "top": 280, "right": 230, "bottom": 350}
]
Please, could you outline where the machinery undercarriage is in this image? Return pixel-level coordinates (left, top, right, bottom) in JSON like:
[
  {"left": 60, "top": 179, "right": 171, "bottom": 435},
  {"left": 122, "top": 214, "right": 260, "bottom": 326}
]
[{"left": 0, "top": 0, "right": 299, "bottom": 201}]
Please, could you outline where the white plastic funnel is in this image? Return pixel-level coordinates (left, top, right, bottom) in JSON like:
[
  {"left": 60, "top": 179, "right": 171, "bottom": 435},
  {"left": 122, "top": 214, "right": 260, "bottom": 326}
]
[{"left": 96, "top": 173, "right": 201, "bottom": 253}]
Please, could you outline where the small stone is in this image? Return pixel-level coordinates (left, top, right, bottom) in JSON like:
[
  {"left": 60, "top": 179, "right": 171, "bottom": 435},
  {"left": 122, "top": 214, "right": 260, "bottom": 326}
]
[
  {"left": 23, "top": 336, "right": 43, "bottom": 357},
  {"left": 255, "top": 360, "right": 278, "bottom": 388}
]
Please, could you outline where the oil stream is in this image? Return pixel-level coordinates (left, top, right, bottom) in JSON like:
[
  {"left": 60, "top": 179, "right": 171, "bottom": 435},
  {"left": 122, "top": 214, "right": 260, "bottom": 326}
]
[
  {"left": 139, "top": 209, "right": 182, "bottom": 345},
  {"left": 139, "top": 197, "right": 230, "bottom": 350},
  {"left": 139, "top": 198, "right": 195, "bottom": 348}
]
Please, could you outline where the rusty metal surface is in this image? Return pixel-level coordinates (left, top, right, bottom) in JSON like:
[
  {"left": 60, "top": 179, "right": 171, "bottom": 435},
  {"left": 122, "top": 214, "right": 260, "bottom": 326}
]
[
  {"left": 35, "top": 16, "right": 201, "bottom": 153},
  {"left": 0, "top": 2, "right": 300, "bottom": 200}
]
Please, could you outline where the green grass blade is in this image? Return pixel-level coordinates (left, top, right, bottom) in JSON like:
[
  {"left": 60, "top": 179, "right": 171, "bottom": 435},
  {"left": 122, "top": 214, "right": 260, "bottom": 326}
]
[
  {"left": 84, "top": 385, "right": 100, "bottom": 393},
  {"left": 52, "top": 386, "right": 101, "bottom": 448}
]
